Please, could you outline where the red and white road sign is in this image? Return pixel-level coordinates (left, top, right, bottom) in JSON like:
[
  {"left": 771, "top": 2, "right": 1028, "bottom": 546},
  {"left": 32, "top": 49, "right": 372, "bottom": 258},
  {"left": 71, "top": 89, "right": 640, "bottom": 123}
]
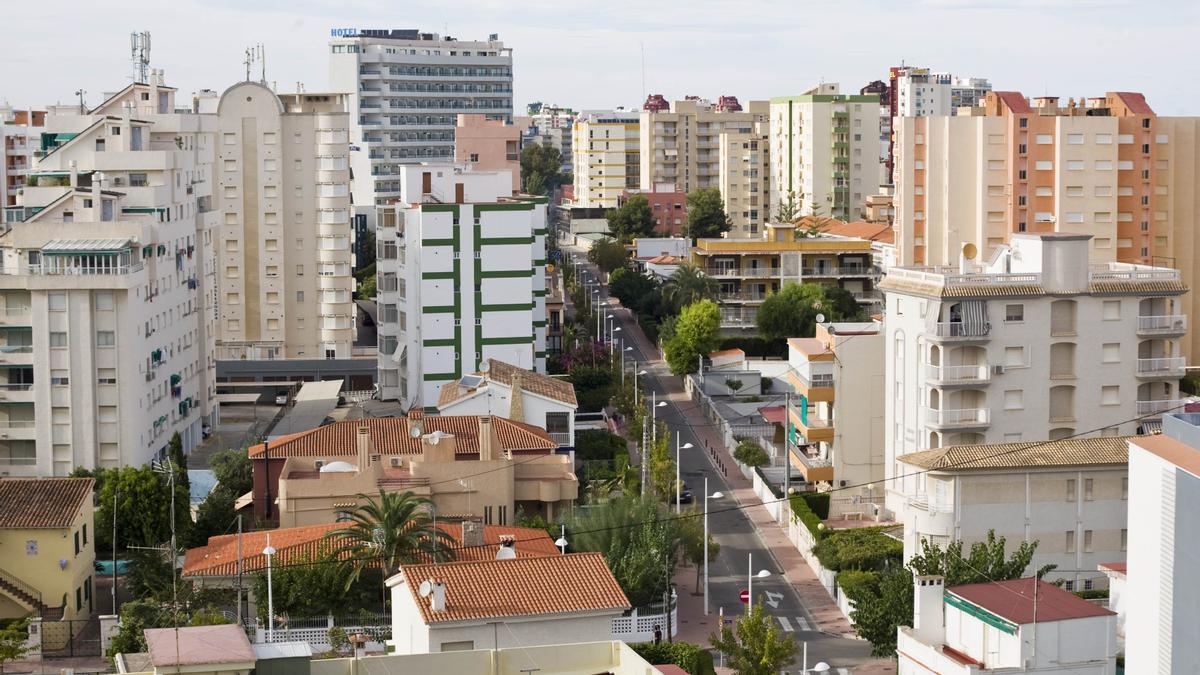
[{"left": 739, "top": 589, "right": 749, "bottom": 603}]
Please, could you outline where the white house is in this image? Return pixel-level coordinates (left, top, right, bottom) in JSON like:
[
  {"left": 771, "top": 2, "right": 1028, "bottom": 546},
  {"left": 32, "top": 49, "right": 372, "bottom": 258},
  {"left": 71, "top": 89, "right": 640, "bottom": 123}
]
[
  {"left": 1125, "top": 413, "right": 1200, "bottom": 674},
  {"left": 386, "top": 552, "right": 630, "bottom": 655},
  {"left": 897, "top": 576, "right": 1117, "bottom": 675},
  {"left": 436, "top": 358, "right": 578, "bottom": 448}
]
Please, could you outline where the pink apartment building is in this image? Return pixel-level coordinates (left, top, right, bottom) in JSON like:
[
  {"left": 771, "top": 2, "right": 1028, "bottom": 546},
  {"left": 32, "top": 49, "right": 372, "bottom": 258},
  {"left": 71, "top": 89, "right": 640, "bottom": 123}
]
[{"left": 455, "top": 114, "right": 521, "bottom": 193}]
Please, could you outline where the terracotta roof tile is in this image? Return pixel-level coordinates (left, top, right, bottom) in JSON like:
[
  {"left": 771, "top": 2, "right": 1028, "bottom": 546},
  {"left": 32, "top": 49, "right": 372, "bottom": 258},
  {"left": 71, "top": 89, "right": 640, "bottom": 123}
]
[
  {"left": 437, "top": 360, "right": 578, "bottom": 409},
  {"left": 0, "top": 478, "right": 93, "bottom": 529},
  {"left": 1111, "top": 92, "right": 1153, "bottom": 115},
  {"left": 396, "top": 552, "right": 629, "bottom": 624},
  {"left": 183, "top": 522, "right": 561, "bottom": 578},
  {"left": 247, "top": 416, "right": 556, "bottom": 459},
  {"left": 949, "top": 578, "right": 1114, "bottom": 625},
  {"left": 819, "top": 219, "right": 895, "bottom": 245},
  {"left": 898, "top": 436, "right": 1131, "bottom": 471}
]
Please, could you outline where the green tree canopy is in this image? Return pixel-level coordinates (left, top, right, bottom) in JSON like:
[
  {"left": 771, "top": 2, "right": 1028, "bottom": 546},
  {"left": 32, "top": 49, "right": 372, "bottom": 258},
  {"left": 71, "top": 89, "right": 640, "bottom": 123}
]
[
  {"left": 209, "top": 447, "right": 254, "bottom": 496},
  {"left": 676, "top": 508, "right": 720, "bottom": 594},
  {"left": 607, "top": 195, "right": 656, "bottom": 242},
  {"left": 0, "top": 619, "right": 31, "bottom": 672},
  {"left": 684, "top": 188, "right": 731, "bottom": 240},
  {"left": 664, "top": 300, "right": 721, "bottom": 376},
  {"left": 96, "top": 464, "right": 191, "bottom": 552},
  {"left": 662, "top": 264, "right": 719, "bottom": 314},
  {"left": 251, "top": 545, "right": 376, "bottom": 622},
  {"left": 755, "top": 282, "right": 866, "bottom": 342},
  {"left": 587, "top": 238, "right": 629, "bottom": 274},
  {"left": 326, "top": 490, "right": 456, "bottom": 585},
  {"left": 564, "top": 497, "right": 677, "bottom": 607},
  {"left": 709, "top": 601, "right": 798, "bottom": 675},
  {"left": 567, "top": 364, "right": 616, "bottom": 412},
  {"left": 608, "top": 267, "right": 663, "bottom": 317},
  {"left": 520, "top": 144, "right": 567, "bottom": 195},
  {"left": 774, "top": 190, "right": 800, "bottom": 223}
]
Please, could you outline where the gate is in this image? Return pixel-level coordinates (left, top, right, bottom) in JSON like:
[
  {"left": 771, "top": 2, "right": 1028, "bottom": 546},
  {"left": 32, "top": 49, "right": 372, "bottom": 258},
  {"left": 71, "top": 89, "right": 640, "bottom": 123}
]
[{"left": 40, "top": 618, "right": 102, "bottom": 658}]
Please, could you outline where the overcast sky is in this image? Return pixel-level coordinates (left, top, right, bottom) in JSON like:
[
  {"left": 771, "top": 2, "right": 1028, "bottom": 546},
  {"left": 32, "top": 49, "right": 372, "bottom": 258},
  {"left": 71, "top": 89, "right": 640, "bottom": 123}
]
[{"left": 5, "top": 0, "right": 1198, "bottom": 115}]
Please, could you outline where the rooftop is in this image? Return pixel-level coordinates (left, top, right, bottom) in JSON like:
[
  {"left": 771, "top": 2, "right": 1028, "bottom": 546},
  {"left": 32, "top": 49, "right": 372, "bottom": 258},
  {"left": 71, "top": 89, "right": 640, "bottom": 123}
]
[
  {"left": 144, "top": 624, "right": 255, "bottom": 667},
  {"left": 438, "top": 358, "right": 577, "bottom": 409},
  {"left": 949, "top": 578, "right": 1115, "bottom": 626},
  {"left": 881, "top": 262, "right": 1185, "bottom": 298},
  {"left": 247, "top": 414, "right": 557, "bottom": 459},
  {"left": 898, "top": 436, "right": 1131, "bottom": 471},
  {"left": 1130, "top": 433, "right": 1200, "bottom": 477},
  {"left": 787, "top": 337, "right": 834, "bottom": 360},
  {"left": 395, "top": 552, "right": 629, "bottom": 624},
  {"left": 0, "top": 478, "right": 93, "bottom": 529},
  {"left": 693, "top": 234, "right": 873, "bottom": 254},
  {"left": 817, "top": 219, "right": 895, "bottom": 245}
]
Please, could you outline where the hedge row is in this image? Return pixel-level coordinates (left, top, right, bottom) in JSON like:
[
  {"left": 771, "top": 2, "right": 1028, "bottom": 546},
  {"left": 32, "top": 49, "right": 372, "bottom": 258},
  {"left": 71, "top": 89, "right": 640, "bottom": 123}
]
[
  {"left": 717, "top": 336, "right": 787, "bottom": 358},
  {"left": 801, "top": 492, "right": 830, "bottom": 520},
  {"left": 789, "top": 493, "right": 826, "bottom": 540},
  {"left": 630, "top": 641, "right": 716, "bottom": 675},
  {"left": 812, "top": 526, "right": 903, "bottom": 572}
]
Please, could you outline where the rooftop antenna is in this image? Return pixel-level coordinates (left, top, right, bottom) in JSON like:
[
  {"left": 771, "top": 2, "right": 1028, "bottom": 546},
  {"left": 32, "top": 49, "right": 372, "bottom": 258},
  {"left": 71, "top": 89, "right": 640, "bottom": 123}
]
[
  {"left": 130, "top": 31, "right": 151, "bottom": 84},
  {"left": 244, "top": 45, "right": 265, "bottom": 83},
  {"left": 259, "top": 44, "right": 267, "bottom": 84},
  {"left": 74, "top": 89, "right": 87, "bottom": 115}
]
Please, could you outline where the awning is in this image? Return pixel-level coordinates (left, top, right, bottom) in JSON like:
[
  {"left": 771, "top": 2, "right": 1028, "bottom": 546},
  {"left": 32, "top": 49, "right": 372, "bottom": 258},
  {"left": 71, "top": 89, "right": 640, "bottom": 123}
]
[{"left": 42, "top": 238, "right": 132, "bottom": 253}]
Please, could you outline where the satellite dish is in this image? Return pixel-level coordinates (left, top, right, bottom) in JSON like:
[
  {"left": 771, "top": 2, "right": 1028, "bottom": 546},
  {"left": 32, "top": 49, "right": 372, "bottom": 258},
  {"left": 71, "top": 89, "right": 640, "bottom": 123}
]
[
  {"left": 479, "top": 361, "right": 490, "bottom": 373},
  {"left": 426, "top": 430, "right": 445, "bottom": 446},
  {"left": 495, "top": 547, "right": 517, "bottom": 560},
  {"left": 962, "top": 242, "right": 978, "bottom": 261},
  {"left": 815, "top": 313, "right": 826, "bottom": 324},
  {"left": 418, "top": 580, "right": 433, "bottom": 598},
  {"left": 409, "top": 422, "right": 422, "bottom": 439}
]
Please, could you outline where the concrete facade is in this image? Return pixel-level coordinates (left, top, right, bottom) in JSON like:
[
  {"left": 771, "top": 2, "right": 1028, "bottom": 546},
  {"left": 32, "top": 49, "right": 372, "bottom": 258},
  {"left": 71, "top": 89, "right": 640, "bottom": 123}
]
[
  {"left": 453, "top": 114, "right": 520, "bottom": 193},
  {"left": 638, "top": 96, "right": 768, "bottom": 198},
  {"left": 718, "top": 121, "right": 771, "bottom": 237},
  {"left": 1, "top": 107, "right": 46, "bottom": 218},
  {"left": 570, "top": 111, "right": 639, "bottom": 209}
]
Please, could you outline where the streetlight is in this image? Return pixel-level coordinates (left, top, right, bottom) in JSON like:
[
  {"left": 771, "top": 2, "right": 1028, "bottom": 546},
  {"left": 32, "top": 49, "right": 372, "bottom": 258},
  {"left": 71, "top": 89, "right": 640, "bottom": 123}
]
[
  {"left": 675, "top": 434, "right": 694, "bottom": 514},
  {"left": 635, "top": 369, "right": 648, "bottom": 406},
  {"left": 622, "top": 345, "right": 633, "bottom": 384},
  {"left": 704, "top": 479, "right": 723, "bottom": 615},
  {"left": 651, "top": 395, "right": 667, "bottom": 444},
  {"left": 555, "top": 525, "right": 568, "bottom": 554},
  {"left": 263, "top": 535, "right": 277, "bottom": 642},
  {"left": 610, "top": 325, "right": 622, "bottom": 357},
  {"left": 801, "top": 643, "right": 831, "bottom": 673},
  {"left": 747, "top": 552, "right": 770, "bottom": 613}
]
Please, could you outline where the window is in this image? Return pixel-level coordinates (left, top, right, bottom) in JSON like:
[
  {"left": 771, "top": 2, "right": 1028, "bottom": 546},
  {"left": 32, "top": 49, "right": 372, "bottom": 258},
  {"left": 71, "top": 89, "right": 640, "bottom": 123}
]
[
  {"left": 1004, "top": 390, "right": 1023, "bottom": 410},
  {"left": 1004, "top": 346, "right": 1025, "bottom": 367},
  {"left": 98, "top": 369, "right": 117, "bottom": 385},
  {"left": 1095, "top": 185, "right": 1113, "bottom": 197},
  {"left": 469, "top": 153, "right": 479, "bottom": 162},
  {"left": 1065, "top": 530, "right": 1076, "bottom": 553},
  {"left": 1005, "top": 304, "right": 1024, "bottom": 322},
  {"left": 1083, "top": 530, "right": 1094, "bottom": 553},
  {"left": 1066, "top": 185, "right": 1084, "bottom": 197},
  {"left": 49, "top": 293, "right": 66, "bottom": 311},
  {"left": 1067, "top": 160, "right": 1084, "bottom": 171},
  {"left": 223, "top": 133, "right": 236, "bottom": 146},
  {"left": 267, "top": 319, "right": 280, "bottom": 331},
  {"left": 95, "top": 292, "right": 114, "bottom": 311},
  {"left": 50, "top": 332, "right": 67, "bottom": 348},
  {"left": 263, "top": 132, "right": 276, "bottom": 145},
  {"left": 1101, "top": 386, "right": 1120, "bottom": 405},
  {"left": 296, "top": 265, "right": 304, "bottom": 276},
  {"left": 1118, "top": 160, "right": 1134, "bottom": 170},
  {"left": 1121, "top": 529, "right": 1127, "bottom": 551},
  {"left": 1035, "top": 134, "right": 1053, "bottom": 144},
  {"left": 1035, "top": 186, "right": 1053, "bottom": 197},
  {"left": 83, "top": 524, "right": 87, "bottom": 545},
  {"left": 1066, "top": 212, "right": 1084, "bottom": 223},
  {"left": 1102, "top": 343, "right": 1120, "bottom": 363},
  {"left": 51, "top": 370, "right": 69, "bottom": 386},
  {"left": 1096, "top": 133, "right": 1112, "bottom": 144},
  {"left": 1067, "top": 133, "right": 1084, "bottom": 144},
  {"left": 1064, "top": 580, "right": 1075, "bottom": 591},
  {"left": 226, "top": 292, "right": 240, "bottom": 305},
  {"left": 296, "top": 291, "right": 305, "bottom": 303},
  {"left": 1122, "top": 477, "right": 1128, "bottom": 500},
  {"left": 96, "top": 331, "right": 115, "bottom": 347},
  {"left": 987, "top": 185, "right": 1005, "bottom": 197},
  {"left": 1066, "top": 479, "right": 1077, "bottom": 501},
  {"left": 987, "top": 159, "right": 1005, "bottom": 171},
  {"left": 1084, "top": 478, "right": 1094, "bottom": 501},
  {"left": 1035, "top": 160, "right": 1053, "bottom": 171},
  {"left": 1095, "top": 160, "right": 1113, "bottom": 171},
  {"left": 266, "top": 292, "right": 279, "bottom": 304},
  {"left": 266, "top": 239, "right": 278, "bottom": 251}
]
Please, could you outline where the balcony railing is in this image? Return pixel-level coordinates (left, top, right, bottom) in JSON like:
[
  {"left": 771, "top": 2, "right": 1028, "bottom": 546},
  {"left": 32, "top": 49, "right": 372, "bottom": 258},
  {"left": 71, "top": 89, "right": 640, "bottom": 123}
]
[
  {"left": 0, "top": 421, "right": 35, "bottom": 429},
  {"left": 1136, "top": 399, "right": 1190, "bottom": 416},
  {"left": 925, "top": 364, "right": 990, "bottom": 385},
  {"left": 548, "top": 432, "right": 574, "bottom": 447},
  {"left": 1137, "top": 357, "right": 1186, "bottom": 376},
  {"left": 1137, "top": 315, "right": 1187, "bottom": 335},
  {"left": 0, "top": 346, "right": 32, "bottom": 354},
  {"left": 0, "top": 384, "right": 33, "bottom": 391},
  {"left": 929, "top": 322, "right": 990, "bottom": 339},
  {"left": 704, "top": 267, "right": 780, "bottom": 278},
  {"left": 924, "top": 407, "right": 990, "bottom": 427},
  {"left": 787, "top": 365, "right": 835, "bottom": 391},
  {"left": 906, "top": 494, "right": 954, "bottom": 513},
  {"left": 1, "top": 262, "right": 145, "bottom": 276}
]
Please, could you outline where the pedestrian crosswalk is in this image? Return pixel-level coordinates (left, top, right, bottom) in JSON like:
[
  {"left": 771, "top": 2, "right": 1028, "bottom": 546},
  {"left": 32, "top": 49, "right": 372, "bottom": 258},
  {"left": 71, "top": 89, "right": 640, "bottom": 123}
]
[{"left": 775, "top": 615, "right": 813, "bottom": 632}]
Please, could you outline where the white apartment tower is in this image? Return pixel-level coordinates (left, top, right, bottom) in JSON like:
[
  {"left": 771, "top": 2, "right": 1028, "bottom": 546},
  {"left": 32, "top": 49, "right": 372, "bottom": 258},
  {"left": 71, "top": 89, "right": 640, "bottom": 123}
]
[
  {"left": 892, "top": 67, "right": 992, "bottom": 117},
  {"left": 0, "top": 73, "right": 217, "bottom": 474},
  {"left": 199, "top": 82, "right": 356, "bottom": 360},
  {"left": 328, "top": 29, "right": 513, "bottom": 223},
  {"left": 571, "top": 111, "right": 639, "bottom": 208},
  {"left": 770, "top": 84, "right": 882, "bottom": 222},
  {"left": 881, "top": 233, "right": 1186, "bottom": 517},
  {"left": 374, "top": 164, "right": 547, "bottom": 409}
]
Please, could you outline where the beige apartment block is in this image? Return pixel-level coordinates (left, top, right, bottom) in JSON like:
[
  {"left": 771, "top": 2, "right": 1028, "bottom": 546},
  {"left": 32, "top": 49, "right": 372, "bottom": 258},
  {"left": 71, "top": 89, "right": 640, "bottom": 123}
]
[
  {"left": 199, "top": 82, "right": 356, "bottom": 361},
  {"left": 892, "top": 91, "right": 1200, "bottom": 355},
  {"left": 571, "top": 111, "right": 638, "bottom": 208},
  {"left": 639, "top": 96, "right": 768, "bottom": 199},
  {"left": 770, "top": 84, "right": 882, "bottom": 222},
  {"left": 718, "top": 121, "right": 771, "bottom": 237}
]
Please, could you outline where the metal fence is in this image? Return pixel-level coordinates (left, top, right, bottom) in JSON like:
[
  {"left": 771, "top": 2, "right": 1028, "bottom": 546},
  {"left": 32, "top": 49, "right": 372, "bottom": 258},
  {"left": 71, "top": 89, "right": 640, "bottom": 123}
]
[{"left": 39, "top": 618, "right": 101, "bottom": 658}]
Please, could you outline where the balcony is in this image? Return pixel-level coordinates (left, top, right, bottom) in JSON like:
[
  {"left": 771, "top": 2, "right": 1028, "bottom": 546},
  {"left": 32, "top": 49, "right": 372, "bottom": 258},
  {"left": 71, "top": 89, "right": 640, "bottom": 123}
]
[
  {"left": 924, "top": 407, "right": 990, "bottom": 429},
  {"left": 0, "top": 384, "right": 34, "bottom": 402},
  {"left": 801, "top": 266, "right": 880, "bottom": 278},
  {"left": 925, "top": 364, "right": 990, "bottom": 386},
  {"left": 0, "top": 346, "right": 32, "bottom": 365},
  {"left": 0, "top": 309, "right": 31, "bottom": 326},
  {"left": 548, "top": 431, "right": 574, "bottom": 447},
  {"left": 1136, "top": 357, "right": 1187, "bottom": 378},
  {"left": 788, "top": 445, "right": 834, "bottom": 483},
  {"left": 928, "top": 322, "right": 990, "bottom": 341},
  {"left": 1136, "top": 399, "right": 1191, "bottom": 416},
  {"left": 704, "top": 267, "right": 780, "bottom": 279},
  {"left": 905, "top": 494, "right": 955, "bottom": 539},
  {"left": 0, "top": 420, "right": 35, "bottom": 440},
  {"left": 719, "top": 306, "right": 757, "bottom": 328},
  {"left": 786, "top": 366, "right": 835, "bottom": 402},
  {"left": 1137, "top": 314, "right": 1187, "bottom": 336}
]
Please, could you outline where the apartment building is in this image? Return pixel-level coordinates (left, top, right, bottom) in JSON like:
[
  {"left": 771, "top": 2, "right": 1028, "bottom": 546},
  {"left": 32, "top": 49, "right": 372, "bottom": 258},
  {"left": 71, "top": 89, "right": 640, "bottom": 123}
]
[
  {"left": 196, "top": 81, "right": 356, "bottom": 361},
  {"left": 1, "top": 106, "right": 46, "bottom": 217},
  {"left": 784, "top": 322, "right": 884, "bottom": 517},
  {"left": 570, "top": 111, "right": 639, "bottom": 208},
  {"left": 718, "top": 120, "right": 771, "bottom": 237},
  {"left": 0, "top": 73, "right": 217, "bottom": 474},
  {"left": 520, "top": 102, "right": 575, "bottom": 173},
  {"left": 374, "top": 164, "right": 547, "bottom": 408},
  {"left": 894, "top": 436, "right": 1129, "bottom": 588},
  {"left": 436, "top": 358, "right": 578, "bottom": 448},
  {"left": 328, "top": 29, "right": 513, "bottom": 222},
  {"left": 770, "top": 84, "right": 881, "bottom": 222},
  {"left": 1125, "top": 413, "right": 1200, "bottom": 673},
  {"left": 454, "top": 114, "right": 520, "bottom": 193},
  {"left": 690, "top": 222, "right": 880, "bottom": 330},
  {"left": 619, "top": 184, "right": 686, "bottom": 236},
  {"left": 639, "top": 95, "right": 768, "bottom": 199},
  {"left": 881, "top": 233, "right": 1187, "bottom": 516},
  {"left": 892, "top": 90, "right": 1200, "bottom": 355}
]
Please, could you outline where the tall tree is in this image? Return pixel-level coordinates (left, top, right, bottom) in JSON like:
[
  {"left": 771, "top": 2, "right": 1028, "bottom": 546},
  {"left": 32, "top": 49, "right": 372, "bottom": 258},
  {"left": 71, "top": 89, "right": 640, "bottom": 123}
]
[
  {"left": 755, "top": 282, "right": 865, "bottom": 342},
  {"left": 326, "top": 490, "right": 456, "bottom": 585},
  {"left": 684, "top": 188, "right": 731, "bottom": 240},
  {"left": 676, "top": 508, "right": 720, "bottom": 593},
  {"left": 709, "top": 601, "right": 798, "bottom": 675},
  {"left": 664, "top": 300, "right": 721, "bottom": 376},
  {"left": 168, "top": 432, "right": 189, "bottom": 493},
  {"left": 520, "top": 144, "right": 566, "bottom": 195},
  {"left": 586, "top": 238, "right": 629, "bottom": 274},
  {"left": 607, "top": 195, "right": 656, "bottom": 242},
  {"left": 662, "top": 264, "right": 720, "bottom": 313},
  {"left": 608, "top": 267, "right": 662, "bottom": 318},
  {"left": 96, "top": 464, "right": 191, "bottom": 552},
  {"left": 774, "top": 190, "right": 800, "bottom": 223},
  {"left": 565, "top": 497, "right": 677, "bottom": 607},
  {"left": 209, "top": 447, "right": 254, "bottom": 496}
]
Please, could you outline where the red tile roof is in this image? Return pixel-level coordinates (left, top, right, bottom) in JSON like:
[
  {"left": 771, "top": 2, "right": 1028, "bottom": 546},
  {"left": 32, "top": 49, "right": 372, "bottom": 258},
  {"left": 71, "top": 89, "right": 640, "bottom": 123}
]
[
  {"left": 949, "top": 578, "right": 1114, "bottom": 625},
  {"left": 1111, "top": 92, "right": 1153, "bottom": 115},
  {"left": 759, "top": 406, "right": 786, "bottom": 425},
  {"left": 183, "top": 522, "right": 560, "bottom": 578},
  {"left": 0, "top": 478, "right": 93, "bottom": 529},
  {"left": 819, "top": 219, "right": 895, "bottom": 245},
  {"left": 439, "top": 359, "right": 577, "bottom": 408},
  {"left": 1098, "top": 562, "right": 1126, "bottom": 575},
  {"left": 397, "top": 552, "right": 629, "bottom": 624},
  {"left": 247, "top": 416, "right": 556, "bottom": 459},
  {"left": 996, "top": 91, "right": 1032, "bottom": 114}
]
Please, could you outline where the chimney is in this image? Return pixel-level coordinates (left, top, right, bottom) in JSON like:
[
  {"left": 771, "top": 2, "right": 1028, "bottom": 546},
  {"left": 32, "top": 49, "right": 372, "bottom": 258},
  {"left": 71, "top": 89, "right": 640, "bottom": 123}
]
[
  {"left": 461, "top": 520, "right": 484, "bottom": 548},
  {"left": 913, "top": 575, "right": 946, "bottom": 644},
  {"left": 478, "top": 416, "right": 494, "bottom": 461},
  {"left": 356, "top": 426, "right": 371, "bottom": 469},
  {"left": 508, "top": 374, "right": 525, "bottom": 422},
  {"left": 430, "top": 582, "right": 447, "bottom": 612}
]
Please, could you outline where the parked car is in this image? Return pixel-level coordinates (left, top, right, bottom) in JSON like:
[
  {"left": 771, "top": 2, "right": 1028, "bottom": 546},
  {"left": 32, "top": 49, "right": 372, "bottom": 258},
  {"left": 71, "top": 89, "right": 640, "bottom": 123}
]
[
  {"left": 672, "top": 483, "right": 694, "bottom": 505},
  {"left": 275, "top": 391, "right": 289, "bottom": 406}
]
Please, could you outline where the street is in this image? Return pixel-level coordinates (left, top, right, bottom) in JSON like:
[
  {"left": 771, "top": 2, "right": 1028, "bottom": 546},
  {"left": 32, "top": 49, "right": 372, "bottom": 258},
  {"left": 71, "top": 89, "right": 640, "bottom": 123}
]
[{"left": 569, "top": 249, "right": 877, "bottom": 670}]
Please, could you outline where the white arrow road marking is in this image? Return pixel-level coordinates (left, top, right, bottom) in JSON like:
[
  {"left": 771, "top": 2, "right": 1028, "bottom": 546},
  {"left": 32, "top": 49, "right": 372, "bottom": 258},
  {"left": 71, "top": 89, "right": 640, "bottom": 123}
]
[
  {"left": 795, "top": 616, "right": 812, "bottom": 631},
  {"left": 777, "top": 616, "right": 793, "bottom": 632},
  {"left": 764, "top": 590, "right": 783, "bottom": 609}
]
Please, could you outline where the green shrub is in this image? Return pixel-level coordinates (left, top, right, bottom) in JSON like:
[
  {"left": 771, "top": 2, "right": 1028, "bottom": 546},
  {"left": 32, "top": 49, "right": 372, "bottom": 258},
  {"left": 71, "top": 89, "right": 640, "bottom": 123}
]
[
  {"left": 812, "top": 527, "right": 902, "bottom": 572},
  {"left": 1074, "top": 588, "right": 1110, "bottom": 600},
  {"left": 575, "top": 429, "right": 628, "bottom": 462},
  {"left": 733, "top": 440, "right": 769, "bottom": 468},
  {"left": 801, "top": 492, "right": 830, "bottom": 519},
  {"left": 630, "top": 641, "right": 716, "bottom": 675},
  {"left": 789, "top": 493, "right": 826, "bottom": 540},
  {"left": 837, "top": 569, "right": 881, "bottom": 603}
]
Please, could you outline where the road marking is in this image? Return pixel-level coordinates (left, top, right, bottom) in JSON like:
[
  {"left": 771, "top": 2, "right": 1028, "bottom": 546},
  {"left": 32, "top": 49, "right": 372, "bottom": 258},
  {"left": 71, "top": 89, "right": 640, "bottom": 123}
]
[
  {"left": 777, "top": 616, "right": 793, "bottom": 632},
  {"left": 764, "top": 590, "right": 783, "bottom": 609},
  {"left": 795, "top": 616, "right": 812, "bottom": 632}
]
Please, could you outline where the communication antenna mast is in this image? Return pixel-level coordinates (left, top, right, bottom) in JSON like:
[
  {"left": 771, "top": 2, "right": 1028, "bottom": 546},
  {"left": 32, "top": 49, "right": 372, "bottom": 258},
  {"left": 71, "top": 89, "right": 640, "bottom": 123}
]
[
  {"left": 244, "top": 44, "right": 266, "bottom": 83},
  {"left": 130, "top": 31, "right": 152, "bottom": 83}
]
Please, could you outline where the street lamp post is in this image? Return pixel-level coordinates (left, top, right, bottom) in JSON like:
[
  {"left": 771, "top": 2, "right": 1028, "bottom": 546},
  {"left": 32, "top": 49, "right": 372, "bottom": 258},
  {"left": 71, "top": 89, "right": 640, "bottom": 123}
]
[
  {"left": 747, "top": 553, "right": 770, "bottom": 613},
  {"left": 704, "top": 478, "right": 723, "bottom": 615},
  {"left": 263, "top": 535, "right": 277, "bottom": 642},
  {"left": 622, "top": 345, "right": 633, "bottom": 384},
  {"left": 555, "top": 525, "right": 568, "bottom": 554},
  {"left": 610, "top": 325, "right": 621, "bottom": 357},
  {"left": 675, "top": 433, "right": 693, "bottom": 514},
  {"left": 635, "top": 369, "right": 647, "bottom": 406},
  {"left": 651, "top": 393, "right": 666, "bottom": 445}
]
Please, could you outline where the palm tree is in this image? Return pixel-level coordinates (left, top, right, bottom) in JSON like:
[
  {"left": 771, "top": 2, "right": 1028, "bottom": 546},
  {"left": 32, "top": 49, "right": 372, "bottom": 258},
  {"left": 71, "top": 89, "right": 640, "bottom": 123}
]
[
  {"left": 663, "top": 264, "right": 720, "bottom": 313},
  {"left": 326, "top": 490, "right": 456, "bottom": 585}
]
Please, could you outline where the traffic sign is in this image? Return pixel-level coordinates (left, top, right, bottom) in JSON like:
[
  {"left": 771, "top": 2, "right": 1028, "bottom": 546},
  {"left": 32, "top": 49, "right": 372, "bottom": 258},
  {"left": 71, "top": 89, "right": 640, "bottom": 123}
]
[{"left": 739, "top": 589, "right": 749, "bottom": 604}]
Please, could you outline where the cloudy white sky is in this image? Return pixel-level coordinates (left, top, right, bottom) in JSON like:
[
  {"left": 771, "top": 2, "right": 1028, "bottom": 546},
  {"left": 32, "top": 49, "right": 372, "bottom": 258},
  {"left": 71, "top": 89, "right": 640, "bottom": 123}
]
[{"left": 5, "top": 0, "right": 1198, "bottom": 115}]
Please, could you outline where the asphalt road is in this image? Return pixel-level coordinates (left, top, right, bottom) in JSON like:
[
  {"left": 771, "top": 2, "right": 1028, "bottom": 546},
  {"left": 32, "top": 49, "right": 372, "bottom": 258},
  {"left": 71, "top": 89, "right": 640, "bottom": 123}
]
[{"left": 567, "top": 250, "right": 874, "bottom": 670}]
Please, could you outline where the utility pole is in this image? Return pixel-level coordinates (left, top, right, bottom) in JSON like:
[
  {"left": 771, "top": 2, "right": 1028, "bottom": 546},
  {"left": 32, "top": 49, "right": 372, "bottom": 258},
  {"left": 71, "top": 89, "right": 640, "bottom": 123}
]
[{"left": 235, "top": 515, "right": 243, "bottom": 624}]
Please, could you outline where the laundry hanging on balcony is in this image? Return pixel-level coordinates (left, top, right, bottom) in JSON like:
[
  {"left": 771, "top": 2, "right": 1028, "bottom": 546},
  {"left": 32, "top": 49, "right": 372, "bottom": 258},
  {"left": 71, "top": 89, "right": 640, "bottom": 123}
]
[{"left": 169, "top": 373, "right": 181, "bottom": 386}]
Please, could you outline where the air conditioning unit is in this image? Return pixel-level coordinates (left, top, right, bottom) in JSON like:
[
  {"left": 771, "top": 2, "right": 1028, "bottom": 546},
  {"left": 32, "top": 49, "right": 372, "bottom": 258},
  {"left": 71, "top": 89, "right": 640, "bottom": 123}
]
[
  {"left": 314, "top": 460, "right": 325, "bottom": 469},
  {"left": 992, "top": 365, "right": 1006, "bottom": 375},
  {"left": 390, "top": 457, "right": 401, "bottom": 467}
]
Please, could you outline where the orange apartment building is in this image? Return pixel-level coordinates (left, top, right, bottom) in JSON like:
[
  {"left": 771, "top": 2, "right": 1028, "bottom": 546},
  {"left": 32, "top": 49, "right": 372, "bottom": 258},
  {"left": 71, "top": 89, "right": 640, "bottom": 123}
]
[
  {"left": 893, "top": 90, "right": 1200, "bottom": 354},
  {"left": 1, "top": 108, "right": 47, "bottom": 218}
]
